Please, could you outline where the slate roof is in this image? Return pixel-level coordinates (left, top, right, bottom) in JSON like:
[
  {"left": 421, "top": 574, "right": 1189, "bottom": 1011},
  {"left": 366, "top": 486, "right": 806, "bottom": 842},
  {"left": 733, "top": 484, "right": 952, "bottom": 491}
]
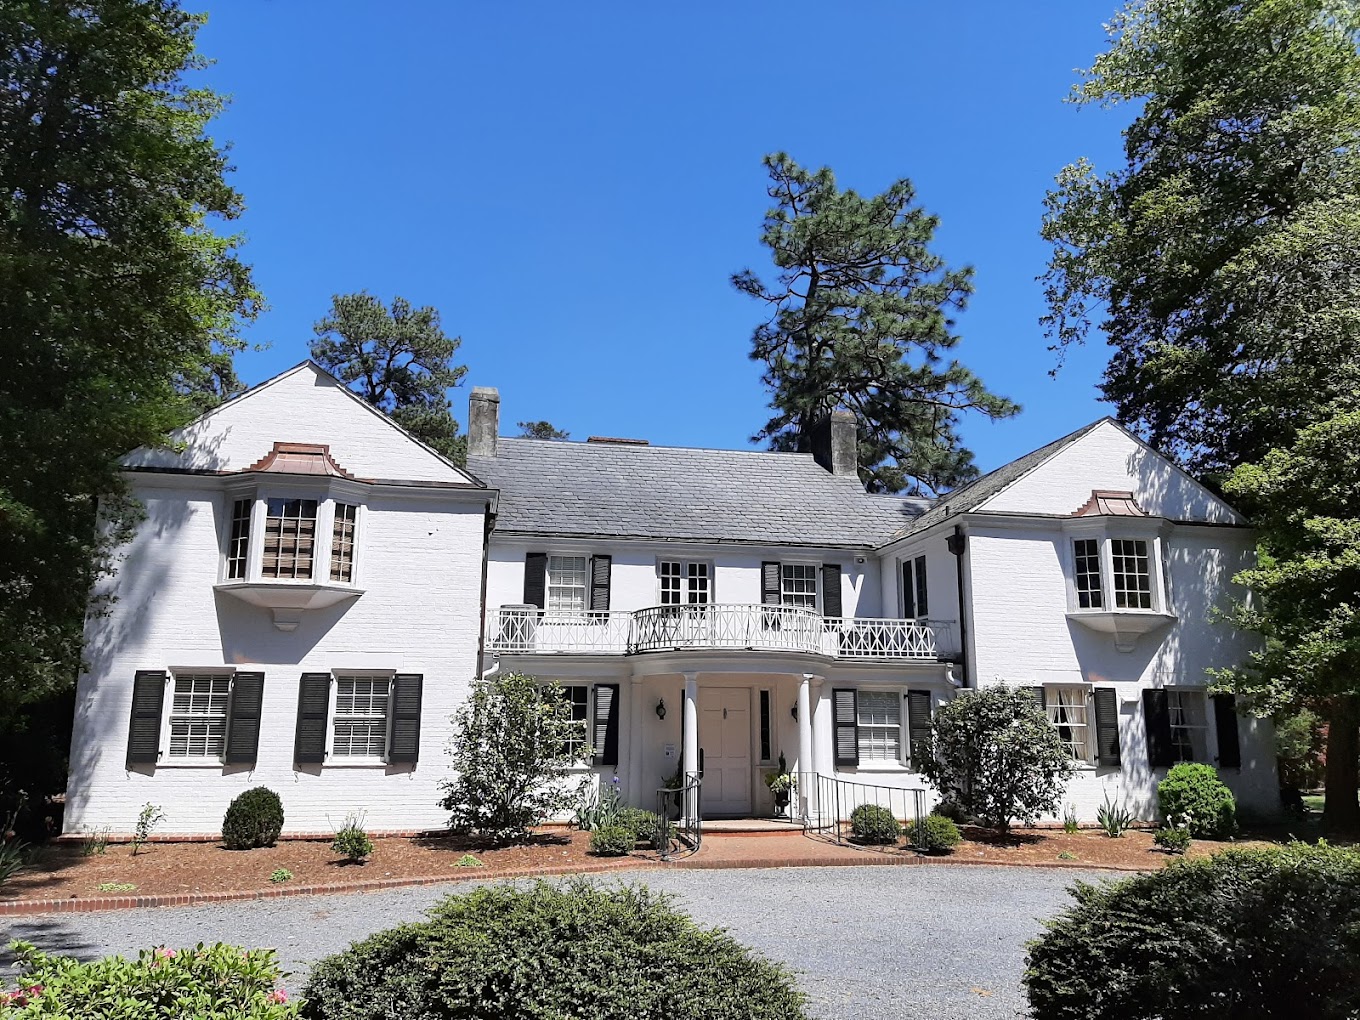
[
  {"left": 882, "top": 418, "right": 1110, "bottom": 543},
  {"left": 469, "top": 439, "right": 931, "bottom": 548}
]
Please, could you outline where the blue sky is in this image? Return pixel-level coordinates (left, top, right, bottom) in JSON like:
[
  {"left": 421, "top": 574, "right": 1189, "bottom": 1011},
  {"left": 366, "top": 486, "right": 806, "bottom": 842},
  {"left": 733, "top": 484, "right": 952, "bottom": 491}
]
[{"left": 197, "top": 2, "right": 1128, "bottom": 476}]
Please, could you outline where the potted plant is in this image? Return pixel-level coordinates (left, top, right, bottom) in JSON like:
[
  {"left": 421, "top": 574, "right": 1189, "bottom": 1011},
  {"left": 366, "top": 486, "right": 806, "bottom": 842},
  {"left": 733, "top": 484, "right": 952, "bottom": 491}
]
[{"left": 764, "top": 752, "right": 796, "bottom": 817}]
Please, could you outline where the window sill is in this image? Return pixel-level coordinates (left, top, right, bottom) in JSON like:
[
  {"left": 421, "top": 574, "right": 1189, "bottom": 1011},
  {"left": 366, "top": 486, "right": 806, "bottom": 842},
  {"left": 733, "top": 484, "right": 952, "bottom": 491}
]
[
  {"left": 323, "top": 758, "right": 389, "bottom": 768},
  {"left": 849, "top": 763, "right": 912, "bottom": 773},
  {"left": 156, "top": 759, "right": 228, "bottom": 769},
  {"left": 214, "top": 581, "right": 365, "bottom": 631},
  {"left": 1065, "top": 609, "right": 1176, "bottom": 651}
]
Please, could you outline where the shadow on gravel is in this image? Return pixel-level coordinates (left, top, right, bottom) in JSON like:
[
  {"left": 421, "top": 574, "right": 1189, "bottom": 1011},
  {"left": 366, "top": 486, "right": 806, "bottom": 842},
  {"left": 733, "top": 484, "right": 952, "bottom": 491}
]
[{"left": 1, "top": 917, "right": 99, "bottom": 966}]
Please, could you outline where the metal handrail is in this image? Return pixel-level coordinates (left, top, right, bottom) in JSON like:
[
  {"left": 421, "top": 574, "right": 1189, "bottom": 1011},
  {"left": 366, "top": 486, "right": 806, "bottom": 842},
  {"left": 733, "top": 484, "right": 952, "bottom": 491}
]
[
  {"left": 656, "top": 775, "right": 702, "bottom": 860},
  {"left": 800, "top": 772, "right": 929, "bottom": 852}
]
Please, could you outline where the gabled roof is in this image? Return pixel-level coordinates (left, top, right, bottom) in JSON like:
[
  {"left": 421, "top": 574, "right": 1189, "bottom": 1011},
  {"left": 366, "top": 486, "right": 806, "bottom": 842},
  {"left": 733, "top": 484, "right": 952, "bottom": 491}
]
[
  {"left": 469, "top": 438, "right": 929, "bottom": 547},
  {"left": 883, "top": 419, "right": 1110, "bottom": 543}
]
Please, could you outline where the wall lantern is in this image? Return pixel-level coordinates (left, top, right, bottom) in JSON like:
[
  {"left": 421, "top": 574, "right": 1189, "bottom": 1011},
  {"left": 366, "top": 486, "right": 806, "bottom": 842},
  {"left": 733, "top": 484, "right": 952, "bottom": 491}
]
[
  {"left": 655, "top": 698, "right": 667, "bottom": 720},
  {"left": 791, "top": 703, "right": 798, "bottom": 721}
]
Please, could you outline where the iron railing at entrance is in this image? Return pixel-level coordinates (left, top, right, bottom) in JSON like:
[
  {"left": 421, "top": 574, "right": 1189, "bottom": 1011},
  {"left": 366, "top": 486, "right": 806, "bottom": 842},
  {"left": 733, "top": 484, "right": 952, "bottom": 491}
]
[
  {"left": 656, "top": 775, "right": 702, "bottom": 860},
  {"left": 800, "top": 773, "right": 929, "bottom": 851}
]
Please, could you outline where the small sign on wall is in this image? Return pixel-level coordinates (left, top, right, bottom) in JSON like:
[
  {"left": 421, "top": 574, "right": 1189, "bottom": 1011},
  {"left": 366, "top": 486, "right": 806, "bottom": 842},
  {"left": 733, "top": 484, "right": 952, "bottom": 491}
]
[{"left": 663, "top": 743, "right": 677, "bottom": 760}]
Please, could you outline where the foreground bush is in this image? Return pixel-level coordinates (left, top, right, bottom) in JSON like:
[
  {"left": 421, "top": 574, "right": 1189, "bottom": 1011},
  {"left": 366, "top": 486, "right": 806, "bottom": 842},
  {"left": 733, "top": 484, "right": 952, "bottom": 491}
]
[
  {"left": 222, "top": 787, "right": 285, "bottom": 850},
  {"left": 3, "top": 942, "right": 297, "bottom": 1018},
  {"left": 301, "top": 881, "right": 806, "bottom": 1019},
  {"left": 1157, "top": 762, "right": 1237, "bottom": 839},
  {"left": 588, "top": 825, "right": 633, "bottom": 856},
  {"left": 905, "top": 814, "right": 961, "bottom": 853},
  {"left": 1024, "top": 843, "right": 1360, "bottom": 1019},
  {"left": 849, "top": 804, "right": 899, "bottom": 844}
]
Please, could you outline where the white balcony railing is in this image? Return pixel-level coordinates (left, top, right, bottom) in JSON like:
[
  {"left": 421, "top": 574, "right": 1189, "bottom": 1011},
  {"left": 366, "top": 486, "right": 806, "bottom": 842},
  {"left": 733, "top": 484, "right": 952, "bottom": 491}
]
[{"left": 487, "top": 604, "right": 949, "bottom": 661}]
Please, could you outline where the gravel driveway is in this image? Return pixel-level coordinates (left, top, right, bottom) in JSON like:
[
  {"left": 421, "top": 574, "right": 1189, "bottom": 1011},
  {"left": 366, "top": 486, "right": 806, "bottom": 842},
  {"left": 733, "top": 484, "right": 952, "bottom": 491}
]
[{"left": 2, "top": 864, "right": 1107, "bottom": 1019}]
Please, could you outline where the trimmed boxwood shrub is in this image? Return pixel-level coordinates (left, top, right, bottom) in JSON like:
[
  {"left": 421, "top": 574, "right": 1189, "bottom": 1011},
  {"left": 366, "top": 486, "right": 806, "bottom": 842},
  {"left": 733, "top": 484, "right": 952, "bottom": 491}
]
[
  {"left": 1024, "top": 843, "right": 1360, "bottom": 1019},
  {"left": 849, "top": 803, "right": 900, "bottom": 845},
  {"left": 3, "top": 941, "right": 297, "bottom": 1018},
  {"left": 300, "top": 881, "right": 808, "bottom": 1019},
  {"left": 588, "top": 824, "right": 633, "bottom": 857},
  {"left": 221, "top": 787, "right": 284, "bottom": 850},
  {"left": 616, "top": 806, "right": 673, "bottom": 848},
  {"left": 1157, "top": 762, "right": 1237, "bottom": 839},
  {"left": 905, "top": 814, "right": 962, "bottom": 854}
]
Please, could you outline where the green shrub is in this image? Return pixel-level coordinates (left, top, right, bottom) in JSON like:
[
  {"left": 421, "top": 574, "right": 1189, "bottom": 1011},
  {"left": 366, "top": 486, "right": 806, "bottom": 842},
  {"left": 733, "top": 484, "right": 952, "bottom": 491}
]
[
  {"left": 1024, "top": 843, "right": 1360, "bottom": 1019},
  {"left": 849, "top": 804, "right": 900, "bottom": 845},
  {"left": 905, "top": 814, "right": 961, "bottom": 854},
  {"left": 1158, "top": 762, "right": 1238, "bottom": 839},
  {"left": 300, "top": 881, "right": 807, "bottom": 1019},
  {"left": 572, "top": 778, "right": 624, "bottom": 831},
  {"left": 3, "top": 941, "right": 297, "bottom": 1018},
  {"left": 589, "top": 825, "right": 634, "bottom": 857},
  {"left": 130, "top": 802, "right": 164, "bottom": 856},
  {"left": 331, "top": 813, "right": 374, "bottom": 863},
  {"left": 931, "top": 799, "right": 969, "bottom": 824},
  {"left": 269, "top": 868, "right": 292, "bottom": 884},
  {"left": 0, "top": 837, "right": 29, "bottom": 885},
  {"left": 616, "top": 807, "right": 672, "bottom": 847},
  {"left": 454, "top": 854, "right": 483, "bottom": 868},
  {"left": 222, "top": 788, "right": 285, "bottom": 850},
  {"left": 1152, "top": 826, "right": 1191, "bottom": 854},
  {"left": 1095, "top": 792, "right": 1133, "bottom": 837}
]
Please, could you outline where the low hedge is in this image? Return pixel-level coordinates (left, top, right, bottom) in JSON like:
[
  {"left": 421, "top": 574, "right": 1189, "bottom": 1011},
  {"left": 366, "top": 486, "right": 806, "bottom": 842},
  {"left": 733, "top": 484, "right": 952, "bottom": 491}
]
[
  {"left": 905, "top": 814, "right": 961, "bottom": 854},
  {"left": 849, "top": 804, "right": 900, "bottom": 845},
  {"left": 221, "top": 787, "right": 285, "bottom": 851},
  {"left": 300, "top": 881, "right": 807, "bottom": 1019},
  {"left": 1157, "top": 762, "right": 1237, "bottom": 840},
  {"left": 588, "top": 825, "right": 633, "bottom": 857},
  {"left": 1024, "top": 843, "right": 1360, "bottom": 1019}
]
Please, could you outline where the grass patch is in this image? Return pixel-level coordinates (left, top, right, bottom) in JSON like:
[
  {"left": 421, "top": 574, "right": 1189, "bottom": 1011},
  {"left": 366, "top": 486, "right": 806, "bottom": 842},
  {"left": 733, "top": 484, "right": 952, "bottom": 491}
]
[
  {"left": 1303, "top": 794, "right": 1325, "bottom": 814},
  {"left": 96, "top": 882, "right": 136, "bottom": 893}
]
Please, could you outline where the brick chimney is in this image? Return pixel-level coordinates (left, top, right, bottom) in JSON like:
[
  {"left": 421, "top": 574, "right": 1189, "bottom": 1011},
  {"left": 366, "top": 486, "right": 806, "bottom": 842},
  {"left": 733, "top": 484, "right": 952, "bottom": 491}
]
[
  {"left": 467, "top": 387, "right": 500, "bottom": 457},
  {"left": 811, "top": 409, "right": 858, "bottom": 477}
]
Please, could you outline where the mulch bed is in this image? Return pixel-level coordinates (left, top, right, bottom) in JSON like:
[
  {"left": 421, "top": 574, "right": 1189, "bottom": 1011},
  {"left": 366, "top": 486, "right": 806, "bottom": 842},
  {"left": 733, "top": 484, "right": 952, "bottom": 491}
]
[
  {"left": 2, "top": 830, "right": 644, "bottom": 903},
  {"left": 947, "top": 826, "right": 1277, "bottom": 868}
]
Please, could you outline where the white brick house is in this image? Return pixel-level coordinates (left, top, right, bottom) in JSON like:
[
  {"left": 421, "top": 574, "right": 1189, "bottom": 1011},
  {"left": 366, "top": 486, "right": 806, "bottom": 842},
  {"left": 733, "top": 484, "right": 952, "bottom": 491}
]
[{"left": 63, "top": 364, "right": 1278, "bottom": 836}]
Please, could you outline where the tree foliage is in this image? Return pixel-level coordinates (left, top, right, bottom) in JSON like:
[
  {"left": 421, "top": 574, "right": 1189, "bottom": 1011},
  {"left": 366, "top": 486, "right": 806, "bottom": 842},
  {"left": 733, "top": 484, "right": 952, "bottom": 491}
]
[
  {"left": 310, "top": 292, "right": 467, "bottom": 462},
  {"left": 517, "top": 420, "right": 570, "bottom": 440},
  {"left": 1041, "top": 0, "right": 1360, "bottom": 477},
  {"left": 0, "top": 2, "right": 258, "bottom": 738},
  {"left": 733, "top": 153, "right": 1018, "bottom": 494},
  {"left": 919, "top": 686, "right": 1075, "bottom": 833},
  {"left": 438, "top": 672, "right": 587, "bottom": 845}
]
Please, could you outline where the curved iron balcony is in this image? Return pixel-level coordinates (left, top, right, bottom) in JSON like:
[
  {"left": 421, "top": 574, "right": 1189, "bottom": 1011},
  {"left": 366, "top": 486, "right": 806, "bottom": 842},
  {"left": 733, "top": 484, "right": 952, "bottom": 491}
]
[{"left": 488, "top": 604, "right": 949, "bottom": 661}]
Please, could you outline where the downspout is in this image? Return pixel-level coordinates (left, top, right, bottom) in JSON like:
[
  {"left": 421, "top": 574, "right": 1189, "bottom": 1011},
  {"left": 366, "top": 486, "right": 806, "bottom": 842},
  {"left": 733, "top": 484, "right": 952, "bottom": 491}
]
[
  {"left": 475, "top": 502, "right": 497, "bottom": 680},
  {"left": 946, "top": 524, "right": 970, "bottom": 689}
]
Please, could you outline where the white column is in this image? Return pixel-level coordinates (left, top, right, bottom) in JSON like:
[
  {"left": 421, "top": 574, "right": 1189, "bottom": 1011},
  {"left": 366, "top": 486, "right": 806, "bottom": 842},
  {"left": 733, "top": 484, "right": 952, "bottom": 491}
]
[
  {"left": 797, "top": 674, "right": 814, "bottom": 822},
  {"left": 628, "top": 677, "right": 644, "bottom": 807},
  {"left": 808, "top": 675, "right": 825, "bottom": 824},
  {"left": 682, "top": 672, "right": 699, "bottom": 821}
]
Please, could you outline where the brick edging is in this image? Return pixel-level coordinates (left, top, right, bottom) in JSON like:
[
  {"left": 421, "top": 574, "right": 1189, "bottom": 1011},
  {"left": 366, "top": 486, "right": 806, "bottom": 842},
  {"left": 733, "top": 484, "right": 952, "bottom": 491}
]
[{"left": 0, "top": 851, "right": 1153, "bottom": 916}]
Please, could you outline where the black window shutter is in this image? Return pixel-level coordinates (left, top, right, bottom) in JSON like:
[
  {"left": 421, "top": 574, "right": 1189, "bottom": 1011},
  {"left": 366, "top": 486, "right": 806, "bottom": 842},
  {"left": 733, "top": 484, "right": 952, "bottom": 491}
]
[
  {"left": 126, "top": 670, "right": 167, "bottom": 768},
  {"left": 590, "top": 555, "right": 612, "bottom": 612},
  {"left": 523, "top": 552, "right": 548, "bottom": 609},
  {"left": 907, "top": 690, "right": 933, "bottom": 767},
  {"left": 914, "top": 555, "right": 929, "bottom": 617},
  {"left": 902, "top": 560, "right": 916, "bottom": 618},
  {"left": 1027, "top": 686, "right": 1047, "bottom": 710},
  {"left": 1213, "top": 693, "right": 1241, "bottom": 769},
  {"left": 1092, "top": 687, "right": 1121, "bottom": 766},
  {"left": 1143, "top": 689, "right": 1174, "bottom": 768},
  {"left": 593, "top": 683, "right": 620, "bottom": 766},
  {"left": 294, "top": 673, "right": 332, "bottom": 764},
  {"left": 833, "top": 688, "right": 859, "bottom": 766},
  {"left": 759, "top": 690, "right": 772, "bottom": 762},
  {"left": 224, "top": 672, "right": 265, "bottom": 765},
  {"left": 761, "top": 562, "right": 781, "bottom": 605},
  {"left": 388, "top": 673, "right": 423, "bottom": 764},
  {"left": 821, "top": 564, "right": 843, "bottom": 617}
]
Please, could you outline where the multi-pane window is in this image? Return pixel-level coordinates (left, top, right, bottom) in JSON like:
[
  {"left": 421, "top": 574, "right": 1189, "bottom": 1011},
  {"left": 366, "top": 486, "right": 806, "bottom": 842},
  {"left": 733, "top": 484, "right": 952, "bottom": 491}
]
[
  {"left": 659, "top": 561, "right": 710, "bottom": 605},
  {"left": 1168, "top": 691, "right": 1208, "bottom": 762},
  {"left": 1111, "top": 539, "right": 1153, "bottom": 609},
  {"left": 1073, "top": 539, "right": 1104, "bottom": 609},
  {"left": 546, "top": 555, "right": 588, "bottom": 615},
  {"left": 330, "top": 503, "right": 358, "bottom": 582},
  {"left": 857, "top": 690, "right": 902, "bottom": 762},
  {"left": 1045, "top": 686, "right": 1091, "bottom": 762},
  {"left": 560, "top": 684, "right": 590, "bottom": 760},
  {"left": 262, "top": 498, "right": 317, "bottom": 579},
  {"left": 332, "top": 675, "right": 390, "bottom": 758},
  {"left": 168, "top": 673, "right": 231, "bottom": 759},
  {"left": 781, "top": 563, "right": 818, "bottom": 610},
  {"left": 227, "top": 500, "right": 252, "bottom": 580}
]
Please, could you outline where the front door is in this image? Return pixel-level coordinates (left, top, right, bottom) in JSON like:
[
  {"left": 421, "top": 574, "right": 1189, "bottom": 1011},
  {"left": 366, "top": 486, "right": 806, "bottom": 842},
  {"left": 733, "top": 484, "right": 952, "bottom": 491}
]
[{"left": 698, "top": 687, "right": 752, "bottom": 816}]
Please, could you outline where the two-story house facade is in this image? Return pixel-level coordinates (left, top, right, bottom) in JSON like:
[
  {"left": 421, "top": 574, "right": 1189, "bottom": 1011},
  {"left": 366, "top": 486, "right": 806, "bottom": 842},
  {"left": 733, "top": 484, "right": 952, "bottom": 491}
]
[{"left": 63, "top": 365, "right": 1278, "bottom": 836}]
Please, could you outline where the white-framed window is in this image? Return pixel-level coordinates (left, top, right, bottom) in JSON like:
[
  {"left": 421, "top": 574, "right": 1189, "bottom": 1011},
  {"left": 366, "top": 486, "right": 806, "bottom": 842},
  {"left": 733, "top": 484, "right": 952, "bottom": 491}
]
[
  {"left": 780, "top": 563, "right": 818, "bottom": 610},
  {"left": 547, "top": 555, "right": 589, "bottom": 615},
  {"left": 1044, "top": 686, "right": 1091, "bottom": 762},
  {"left": 559, "top": 683, "right": 591, "bottom": 761},
  {"left": 857, "top": 689, "right": 902, "bottom": 763},
  {"left": 1072, "top": 539, "right": 1103, "bottom": 609},
  {"left": 659, "top": 561, "right": 711, "bottom": 605},
  {"left": 1111, "top": 538, "right": 1153, "bottom": 609},
  {"left": 330, "top": 502, "right": 358, "bottom": 582},
  {"left": 331, "top": 674, "right": 391, "bottom": 759},
  {"left": 226, "top": 499, "right": 252, "bottom": 580},
  {"left": 262, "top": 498, "right": 318, "bottom": 579},
  {"left": 167, "top": 672, "right": 232, "bottom": 760},
  {"left": 1168, "top": 690, "right": 1209, "bottom": 762}
]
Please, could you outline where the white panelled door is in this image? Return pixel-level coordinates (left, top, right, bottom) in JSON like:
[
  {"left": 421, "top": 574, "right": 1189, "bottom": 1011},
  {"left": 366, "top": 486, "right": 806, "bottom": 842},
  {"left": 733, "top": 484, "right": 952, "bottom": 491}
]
[{"left": 698, "top": 688, "right": 752, "bottom": 816}]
